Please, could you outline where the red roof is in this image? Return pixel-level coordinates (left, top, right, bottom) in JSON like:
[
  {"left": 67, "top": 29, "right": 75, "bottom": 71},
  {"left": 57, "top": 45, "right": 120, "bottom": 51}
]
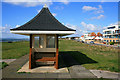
[{"left": 81, "top": 35, "right": 84, "bottom": 37}]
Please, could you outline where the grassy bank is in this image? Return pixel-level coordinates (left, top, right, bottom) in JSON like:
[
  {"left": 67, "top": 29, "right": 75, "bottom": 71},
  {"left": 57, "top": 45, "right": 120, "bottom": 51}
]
[
  {"left": 2, "top": 41, "right": 29, "bottom": 59},
  {"left": 59, "top": 40, "right": 119, "bottom": 72}
]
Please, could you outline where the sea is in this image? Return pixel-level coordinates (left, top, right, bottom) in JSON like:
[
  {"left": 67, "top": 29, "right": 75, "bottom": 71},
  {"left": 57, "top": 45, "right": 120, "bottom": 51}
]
[{"left": 0, "top": 38, "right": 29, "bottom": 42}]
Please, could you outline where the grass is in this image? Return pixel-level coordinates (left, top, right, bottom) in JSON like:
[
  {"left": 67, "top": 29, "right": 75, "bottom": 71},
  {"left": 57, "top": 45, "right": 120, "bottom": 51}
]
[
  {"left": 0, "top": 62, "right": 8, "bottom": 69},
  {"left": 2, "top": 40, "right": 119, "bottom": 72},
  {"left": 2, "top": 41, "right": 29, "bottom": 59},
  {"left": 59, "top": 40, "right": 119, "bottom": 72}
]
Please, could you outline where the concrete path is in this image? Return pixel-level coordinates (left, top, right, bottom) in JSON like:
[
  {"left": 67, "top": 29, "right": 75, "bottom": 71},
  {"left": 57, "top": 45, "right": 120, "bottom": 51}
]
[
  {"left": 90, "top": 70, "right": 119, "bottom": 79},
  {"left": 18, "top": 61, "right": 68, "bottom": 73},
  {"left": 0, "top": 59, "right": 16, "bottom": 64},
  {"left": 61, "top": 53, "right": 96, "bottom": 78}
]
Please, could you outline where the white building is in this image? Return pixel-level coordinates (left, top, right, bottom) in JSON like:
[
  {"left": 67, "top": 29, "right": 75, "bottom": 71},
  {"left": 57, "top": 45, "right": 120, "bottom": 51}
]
[
  {"left": 80, "top": 33, "right": 103, "bottom": 42},
  {"left": 95, "top": 36, "right": 103, "bottom": 40},
  {"left": 80, "top": 33, "right": 95, "bottom": 42},
  {"left": 103, "top": 25, "right": 120, "bottom": 42}
]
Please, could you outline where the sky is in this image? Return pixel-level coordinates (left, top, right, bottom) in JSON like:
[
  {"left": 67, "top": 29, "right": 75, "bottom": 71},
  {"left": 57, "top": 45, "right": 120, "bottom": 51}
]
[{"left": 1, "top": 1, "right": 119, "bottom": 38}]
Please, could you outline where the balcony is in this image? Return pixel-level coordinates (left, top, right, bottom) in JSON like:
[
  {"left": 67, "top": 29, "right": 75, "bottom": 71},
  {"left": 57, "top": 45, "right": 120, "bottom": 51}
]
[{"left": 103, "top": 36, "right": 119, "bottom": 38}]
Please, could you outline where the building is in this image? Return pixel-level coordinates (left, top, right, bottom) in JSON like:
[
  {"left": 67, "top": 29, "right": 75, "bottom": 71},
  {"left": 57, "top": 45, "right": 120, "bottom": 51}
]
[
  {"left": 103, "top": 25, "right": 120, "bottom": 42},
  {"left": 85, "top": 32, "right": 96, "bottom": 42},
  {"left": 95, "top": 32, "right": 103, "bottom": 41},
  {"left": 71, "top": 37, "right": 80, "bottom": 40},
  {"left": 80, "top": 35, "right": 85, "bottom": 41},
  {"left": 80, "top": 33, "right": 91, "bottom": 42},
  {"left": 10, "top": 6, "right": 75, "bottom": 69},
  {"left": 80, "top": 32, "right": 103, "bottom": 43}
]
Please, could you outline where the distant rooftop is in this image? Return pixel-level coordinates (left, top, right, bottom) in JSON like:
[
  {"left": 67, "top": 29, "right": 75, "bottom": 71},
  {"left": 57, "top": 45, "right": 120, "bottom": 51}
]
[{"left": 107, "top": 25, "right": 119, "bottom": 29}]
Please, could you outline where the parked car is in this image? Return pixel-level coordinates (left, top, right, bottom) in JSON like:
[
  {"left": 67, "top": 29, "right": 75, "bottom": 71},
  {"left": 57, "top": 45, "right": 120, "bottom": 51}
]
[
  {"left": 76, "top": 39, "right": 80, "bottom": 42},
  {"left": 81, "top": 41, "right": 84, "bottom": 43},
  {"left": 103, "top": 42, "right": 106, "bottom": 44},
  {"left": 90, "top": 41, "right": 94, "bottom": 44}
]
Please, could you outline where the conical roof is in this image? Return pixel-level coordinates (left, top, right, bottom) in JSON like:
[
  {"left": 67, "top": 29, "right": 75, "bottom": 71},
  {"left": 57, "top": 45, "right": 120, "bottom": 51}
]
[
  {"left": 11, "top": 7, "right": 75, "bottom": 31},
  {"left": 10, "top": 7, "right": 75, "bottom": 35}
]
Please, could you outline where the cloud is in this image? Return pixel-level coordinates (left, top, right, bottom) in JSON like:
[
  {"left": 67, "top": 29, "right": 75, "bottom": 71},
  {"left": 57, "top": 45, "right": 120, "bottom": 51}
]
[
  {"left": 2, "top": 0, "right": 69, "bottom": 7},
  {"left": 0, "top": 27, "right": 6, "bottom": 30},
  {"left": 91, "top": 14, "right": 104, "bottom": 20},
  {"left": 59, "top": 0, "right": 69, "bottom": 5},
  {"left": 16, "top": 25, "right": 20, "bottom": 27},
  {"left": 37, "top": 9, "right": 41, "bottom": 13},
  {"left": 52, "top": 13, "right": 57, "bottom": 16},
  {"left": 54, "top": 6, "right": 64, "bottom": 10},
  {"left": 0, "top": 24, "right": 10, "bottom": 33},
  {"left": 0, "top": 27, "right": 6, "bottom": 33},
  {"left": 1, "top": 24, "right": 28, "bottom": 38},
  {"left": 118, "top": 21, "right": 120, "bottom": 25},
  {"left": 82, "top": 6, "right": 97, "bottom": 11},
  {"left": 97, "top": 14, "right": 104, "bottom": 19},
  {"left": 82, "top": 5, "right": 104, "bottom": 14},
  {"left": 101, "top": 22, "right": 119, "bottom": 31},
  {"left": 80, "top": 22, "right": 97, "bottom": 31},
  {"left": 80, "top": 21, "right": 108, "bottom": 34},
  {"left": 3, "top": 0, "right": 53, "bottom": 7},
  {"left": 98, "top": 5, "right": 102, "bottom": 9},
  {"left": 65, "top": 23, "right": 87, "bottom": 37},
  {"left": 109, "top": 22, "right": 118, "bottom": 26}
]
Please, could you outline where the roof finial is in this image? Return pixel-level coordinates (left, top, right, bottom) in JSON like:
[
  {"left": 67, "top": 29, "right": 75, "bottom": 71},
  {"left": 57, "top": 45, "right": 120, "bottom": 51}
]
[{"left": 43, "top": 4, "right": 48, "bottom": 8}]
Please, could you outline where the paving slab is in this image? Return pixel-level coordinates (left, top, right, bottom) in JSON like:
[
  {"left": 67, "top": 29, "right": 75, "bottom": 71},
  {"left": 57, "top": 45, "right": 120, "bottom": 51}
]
[
  {"left": 18, "top": 61, "right": 68, "bottom": 73},
  {"left": 0, "top": 59, "right": 16, "bottom": 64},
  {"left": 69, "top": 66, "right": 96, "bottom": 78},
  {"left": 61, "top": 53, "right": 96, "bottom": 78},
  {"left": 45, "top": 73, "right": 58, "bottom": 78},
  {"left": 90, "top": 70, "right": 119, "bottom": 79},
  {"left": 58, "top": 73, "right": 71, "bottom": 78}
]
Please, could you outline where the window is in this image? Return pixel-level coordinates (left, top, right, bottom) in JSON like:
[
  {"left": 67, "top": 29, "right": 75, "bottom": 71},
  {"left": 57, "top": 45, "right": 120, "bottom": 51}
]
[
  {"left": 39, "top": 36, "right": 44, "bottom": 48},
  {"left": 107, "top": 40, "right": 109, "bottom": 42},
  {"left": 109, "top": 35, "right": 111, "bottom": 38},
  {"left": 34, "top": 36, "right": 44, "bottom": 48},
  {"left": 108, "top": 26, "right": 115, "bottom": 29},
  {"left": 34, "top": 36, "right": 39, "bottom": 48},
  {"left": 113, "top": 40, "right": 115, "bottom": 42},
  {"left": 46, "top": 35, "right": 55, "bottom": 48},
  {"left": 105, "top": 32, "right": 106, "bottom": 34},
  {"left": 116, "top": 40, "right": 118, "bottom": 42},
  {"left": 116, "top": 35, "right": 118, "bottom": 38}
]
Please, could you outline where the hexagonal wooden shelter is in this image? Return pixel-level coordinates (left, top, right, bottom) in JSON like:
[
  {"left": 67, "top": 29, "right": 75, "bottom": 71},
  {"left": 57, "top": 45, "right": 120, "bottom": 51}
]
[{"left": 10, "top": 6, "right": 75, "bottom": 69}]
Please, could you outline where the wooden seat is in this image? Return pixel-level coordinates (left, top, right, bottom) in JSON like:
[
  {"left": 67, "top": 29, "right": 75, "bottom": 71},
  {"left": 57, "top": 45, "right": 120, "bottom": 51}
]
[{"left": 36, "top": 57, "right": 56, "bottom": 62}]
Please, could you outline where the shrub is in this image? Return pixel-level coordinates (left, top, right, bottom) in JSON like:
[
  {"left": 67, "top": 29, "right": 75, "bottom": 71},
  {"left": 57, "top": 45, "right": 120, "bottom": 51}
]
[
  {"left": 1, "top": 62, "right": 8, "bottom": 69},
  {"left": 109, "top": 67, "right": 119, "bottom": 72},
  {"left": 109, "top": 42, "right": 114, "bottom": 45}
]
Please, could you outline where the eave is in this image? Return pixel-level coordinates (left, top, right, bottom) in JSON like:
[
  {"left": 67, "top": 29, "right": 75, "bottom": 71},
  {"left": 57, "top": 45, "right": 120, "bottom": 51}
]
[{"left": 10, "top": 30, "right": 76, "bottom": 35}]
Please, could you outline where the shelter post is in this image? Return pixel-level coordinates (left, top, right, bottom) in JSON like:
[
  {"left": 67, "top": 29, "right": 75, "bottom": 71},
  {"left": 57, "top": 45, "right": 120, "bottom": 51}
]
[
  {"left": 55, "top": 35, "right": 59, "bottom": 69},
  {"left": 29, "top": 34, "right": 32, "bottom": 69}
]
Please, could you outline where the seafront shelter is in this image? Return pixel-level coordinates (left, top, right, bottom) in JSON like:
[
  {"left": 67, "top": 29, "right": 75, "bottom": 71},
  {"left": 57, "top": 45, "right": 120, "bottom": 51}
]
[{"left": 10, "top": 6, "right": 75, "bottom": 69}]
